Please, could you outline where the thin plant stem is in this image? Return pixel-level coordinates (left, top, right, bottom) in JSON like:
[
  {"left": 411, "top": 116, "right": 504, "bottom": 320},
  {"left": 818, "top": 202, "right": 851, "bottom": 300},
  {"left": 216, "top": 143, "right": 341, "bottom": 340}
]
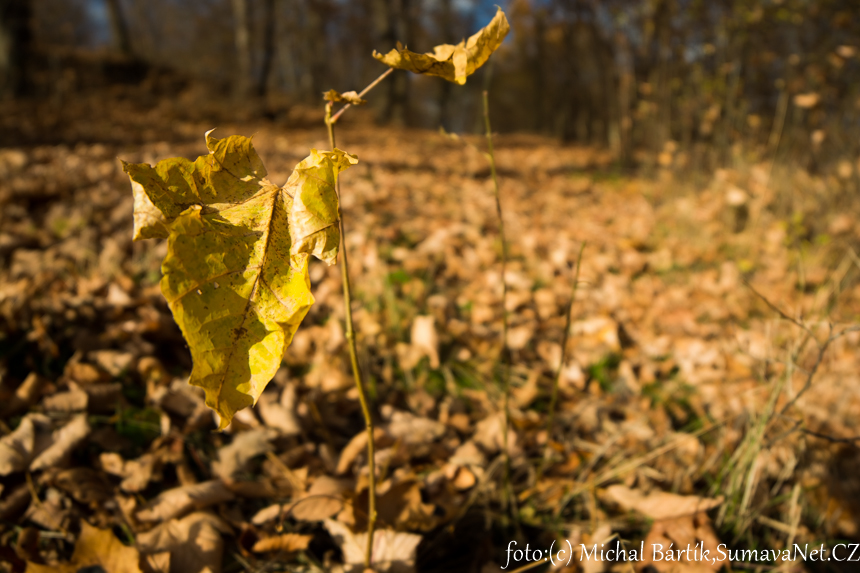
[
  {"left": 330, "top": 68, "right": 395, "bottom": 124},
  {"left": 325, "top": 101, "right": 377, "bottom": 570},
  {"left": 482, "top": 90, "right": 515, "bottom": 518},
  {"left": 538, "top": 242, "right": 586, "bottom": 480}
]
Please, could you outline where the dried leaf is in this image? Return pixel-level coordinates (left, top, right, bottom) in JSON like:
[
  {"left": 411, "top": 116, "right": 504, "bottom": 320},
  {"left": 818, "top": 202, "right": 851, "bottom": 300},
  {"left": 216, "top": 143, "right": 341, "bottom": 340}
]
[
  {"left": 287, "top": 476, "right": 350, "bottom": 522},
  {"left": 1, "top": 372, "right": 45, "bottom": 417},
  {"left": 137, "top": 480, "right": 235, "bottom": 522},
  {"left": 212, "top": 427, "right": 276, "bottom": 482},
  {"left": 123, "top": 132, "right": 357, "bottom": 428},
  {"left": 251, "top": 532, "right": 312, "bottom": 554},
  {"left": 353, "top": 478, "right": 438, "bottom": 532},
  {"left": 25, "top": 520, "right": 142, "bottom": 573},
  {"left": 324, "top": 519, "right": 421, "bottom": 573},
  {"left": 54, "top": 468, "right": 112, "bottom": 504},
  {"left": 473, "top": 413, "right": 520, "bottom": 456},
  {"left": 250, "top": 503, "right": 282, "bottom": 525},
  {"left": 29, "top": 415, "right": 90, "bottom": 472},
  {"left": 641, "top": 513, "right": 724, "bottom": 572},
  {"left": 323, "top": 89, "right": 367, "bottom": 106},
  {"left": 373, "top": 8, "right": 509, "bottom": 85},
  {"left": 100, "top": 452, "right": 159, "bottom": 492},
  {"left": 336, "top": 427, "right": 389, "bottom": 475},
  {"left": 255, "top": 384, "right": 301, "bottom": 436},
  {"left": 387, "top": 410, "right": 445, "bottom": 447},
  {"left": 603, "top": 485, "right": 723, "bottom": 520},
  {"left": 137, "top": 511, "right": 231, "bottom": 573},
  {"left": 0, "top": 416, "right": 35, "bottom": 475},
  {"left": 42, "top": 388, "right": 88, "bottom": 412},
  {"left": 409, "top": 315, "right": 439, "bottom": 368}
]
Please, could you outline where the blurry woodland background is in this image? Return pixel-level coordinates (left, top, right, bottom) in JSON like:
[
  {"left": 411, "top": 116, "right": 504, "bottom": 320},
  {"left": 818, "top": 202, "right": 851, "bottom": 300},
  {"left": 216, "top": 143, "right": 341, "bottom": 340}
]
[{"left": 1, "top": 1, "right": 860, "bottom": 572}]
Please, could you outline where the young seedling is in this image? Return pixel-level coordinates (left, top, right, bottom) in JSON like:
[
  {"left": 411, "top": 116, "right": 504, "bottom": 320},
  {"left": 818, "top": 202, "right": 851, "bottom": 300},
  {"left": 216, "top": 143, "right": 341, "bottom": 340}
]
[
  {"left": 326, "top": 9, "right": 509, "bottom": 565},
  {"left": 123, "top": 8, "right": 509, "bottom": 571}
]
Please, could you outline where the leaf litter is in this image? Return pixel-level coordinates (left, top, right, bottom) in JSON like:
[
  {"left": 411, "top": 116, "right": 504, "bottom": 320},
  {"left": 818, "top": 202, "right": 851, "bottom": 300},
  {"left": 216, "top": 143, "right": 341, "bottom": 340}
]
[{"left": 0, "top": 94, "right": 858, "bottom": 572}]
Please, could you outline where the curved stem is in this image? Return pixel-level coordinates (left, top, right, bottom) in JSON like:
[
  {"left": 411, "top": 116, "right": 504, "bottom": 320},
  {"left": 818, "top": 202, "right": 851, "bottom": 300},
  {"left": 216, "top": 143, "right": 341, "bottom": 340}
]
[{"left": 325, "top": 102, "right": 377, "bottom": 570}]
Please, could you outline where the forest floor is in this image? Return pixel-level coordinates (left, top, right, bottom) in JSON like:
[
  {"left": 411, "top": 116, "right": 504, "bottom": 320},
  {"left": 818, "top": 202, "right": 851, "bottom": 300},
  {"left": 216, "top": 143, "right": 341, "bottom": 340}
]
[{"left": 1, "top": 90, "right": 860, "bottom": 573}]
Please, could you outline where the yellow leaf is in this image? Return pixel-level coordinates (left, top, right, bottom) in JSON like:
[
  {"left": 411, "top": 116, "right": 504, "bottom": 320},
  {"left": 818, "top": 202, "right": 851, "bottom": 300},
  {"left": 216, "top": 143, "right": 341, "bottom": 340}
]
[
  {"left": 252, "top": 532, "right": 313, "bottom": 553},
  {"left": 26, "top": 520, "right": 142, "bottom": 573},
  {"left": 372, "top": 8, "right": 509, "bottom": 85},
  {"left": 123, "top": 132, "right": 356, "bottom": 428}
]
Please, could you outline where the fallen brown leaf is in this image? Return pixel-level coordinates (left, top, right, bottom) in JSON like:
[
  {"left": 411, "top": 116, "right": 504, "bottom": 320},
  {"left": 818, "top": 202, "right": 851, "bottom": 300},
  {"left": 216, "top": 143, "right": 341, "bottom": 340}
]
[
  {"left": 29, "top": 414, "right": 90, "bottom": 472},
  {"left": 100, "top": 452, "right": 159, "bottom": 492},
  {"left": 137, "top": 480, "right": 235, "bottom": 522},
  {"left": 640, "top": 512, "right": 724, "bottom": 572},
  {"left": 324, "top": 519, "right": 422, "bottom": 573},
  {"left": 251, "top": 532, "right": 313, "bottom": 553},
  {"left": 212, "top": 427, "right": 277, "bottom": 482},
  {"left": 603, "top": 484, "right": 723, "bottom": 520},
  {"left": 287, "top": 475, "right": 350, "bottom": 522},
  {"left": 25, "top": 520, "right": 142, "bottom": 573},
  {"left": 54, "top": 467, "right": 113, "bottom": 504},
  {"left": 0, "top": 415, "right": 35, "bottom": 475},
  {"left": 137, "top": 511, "right": 231, "bottom": 573},
  {"left": 255, "top": 383, "right": 301, "bottom": 436}
]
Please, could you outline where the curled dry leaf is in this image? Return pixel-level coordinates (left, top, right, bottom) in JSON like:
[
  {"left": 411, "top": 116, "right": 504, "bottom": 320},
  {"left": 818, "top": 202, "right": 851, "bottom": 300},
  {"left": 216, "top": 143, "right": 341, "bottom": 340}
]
[
  {"left": 42, "top": 388, "right": 88, "bottom": 412},
  {"left": 54, "top": 468, "right": 113, "bottom": 504},
  {"left": 25, "top": 487, "right": 68, "bottom": 531},
  {"left": 323, "top": 89, "right": 367, "bottom": 106},
  {"left": 602, "top": 484, "right": 723, "bottom": 520},
  {"left": 255, "top": 384, "right": 301, "bottom": 436},
  {"left": 386, "top": 410, "right": 445, "bottom": 447},
  {"left": 472, "top": 412, "right": 520, "bottom": 456},
  {"left": 1, "top": 372, "right": 45, "bottom": 417},
  {"left": 100, "top": 452, "right": 159, "bottom": 492},
  {"left": 137, "top": 511, "right": 232, "bottom": 573},
  {"left": 336, "top": 427, "right": 390, "bottom": 475},
  {"left": 29, "top": 414, "right": 90, "bottom": 472},
  {"left": 137, "top": 480, "right": 235, "bottom": 522},
  {"left": 251, "top": 532, "right": 312, "bottom": 554},
  {"left": 324, "top": 519, "right": 422, "bottom": 573},
  {"left": 212, "top": 427, "right": 277, "bottom": 482},
  {"left": 25, "top": 520, "right": 142, "bottom": 573},
  {"left": 409, "top": 315, "right": 439, "bottom": 369},
  {"left": 123, "top": 132, "right": 357, "bottom": 428},
  {"left": 352, "top": 478, "right": 438, "bottom": 532},
  {"left": 0, "top": 416, "right": 35, "bottom": 475},
  {"left": 642, "top": 512, "right": 724, "bottom": 572},
  {"left": 250, "top": 503, "right": 282, "bottom": 525},
  {"left": 373, "top": 8, "right": 509, "bottom": 86},
  {"left": 287, "top": 475, "right": 350, "bottom": 522},
  {"left": 89, "top": 349, "right": 135, "bottom": 377}
]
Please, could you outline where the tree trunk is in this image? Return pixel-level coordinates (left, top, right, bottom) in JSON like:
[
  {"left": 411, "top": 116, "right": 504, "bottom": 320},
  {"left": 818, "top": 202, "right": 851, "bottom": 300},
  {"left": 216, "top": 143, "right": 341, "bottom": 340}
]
[
  {"left": 105, "top": 0, "right": 132, "bottom": 56},
  {"left": 232, "top": 0, "right": 252, "bottom": 98},
  {"left": 257, "top": 0, "right": 276, "bottom": 97},
  {"left": 0, "top": 0, "right": 33, "bottom": 99},
  {"left": 436, "top": 0, "right": 452, "bottom": 129}
]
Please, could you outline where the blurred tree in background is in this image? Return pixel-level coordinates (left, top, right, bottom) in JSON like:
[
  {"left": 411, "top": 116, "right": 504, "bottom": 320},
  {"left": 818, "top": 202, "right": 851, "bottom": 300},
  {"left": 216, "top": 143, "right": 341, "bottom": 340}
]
[{"left": 2, "top": 0, "right": 858, "bottom": 173}]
